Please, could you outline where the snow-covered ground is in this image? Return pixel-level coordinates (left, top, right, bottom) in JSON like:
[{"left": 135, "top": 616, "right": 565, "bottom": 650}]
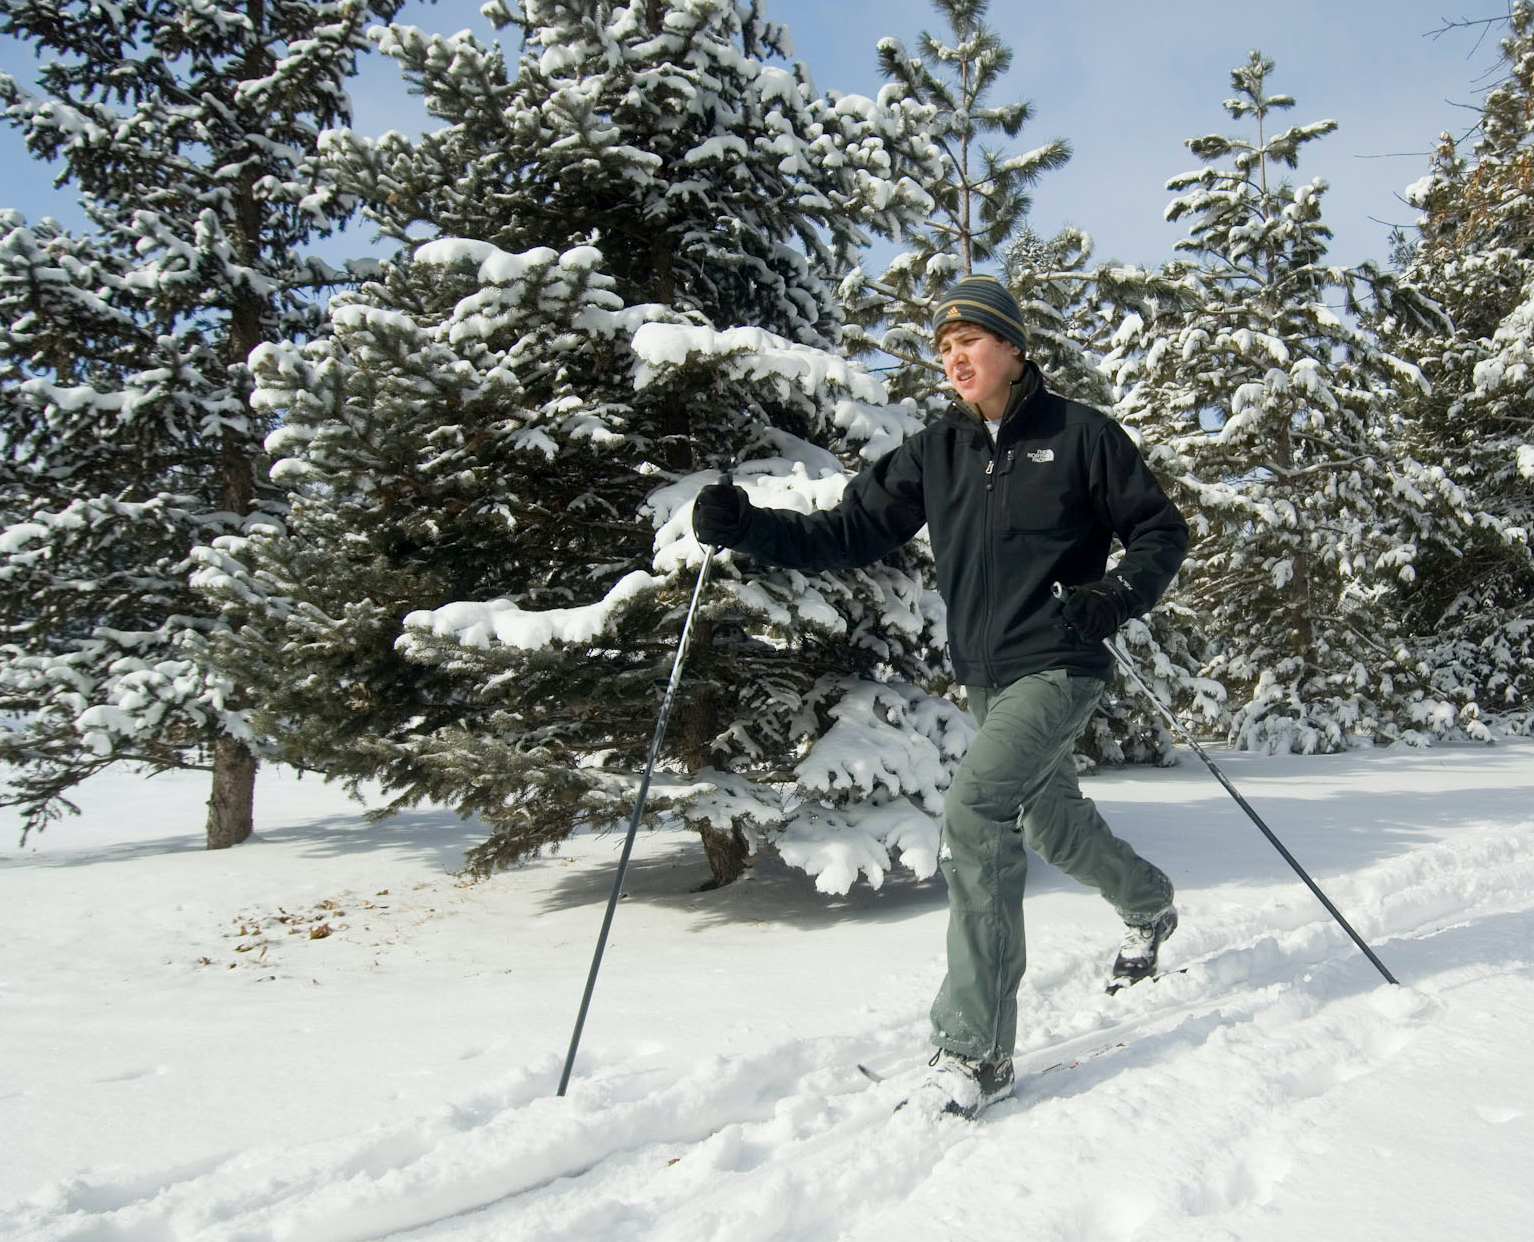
[{"left": 2, "top": 739, "right": 1532, "bottom": 1241}]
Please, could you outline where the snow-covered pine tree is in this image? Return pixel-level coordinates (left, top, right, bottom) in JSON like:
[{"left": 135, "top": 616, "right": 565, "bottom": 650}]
[
  {"left": 203, "top": 0, "right": 963, "bottom": 891},
  {"left": 0, "top": 0, "right": 402, "bottom": 845},
  {"left": 1105, "top": 51, "right": 1470, "bottom": 753},
  {"left": 838, "top": 0, "right": 1077, "bottom": 405},
  {"left": 998, "top": 225, "right": 1111, "bottom": 405},
  {"left": 841, "top": 0, "right": 1207, "bottom": 767},
  {"left": 1375, "top": 3, "right": 1534, "bottom": 735},
  {"left": 1003, "top": 227, "right": 1218, "bottom": 769}
]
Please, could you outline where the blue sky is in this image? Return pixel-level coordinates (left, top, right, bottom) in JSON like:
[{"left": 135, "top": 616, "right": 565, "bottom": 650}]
[
  {"left": 758, "top": 0, "right": 1507, "bottom": 269},
  {"left": 0, "top": 0, "right": 1511, "bottom": 271}
]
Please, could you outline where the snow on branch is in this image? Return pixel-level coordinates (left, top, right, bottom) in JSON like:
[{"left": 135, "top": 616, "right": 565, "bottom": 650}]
[
  {"left": 776, "top": 798, "right": 939, "bottom": 894},
  {"left": 398, "top": 571, "right": 664, "bottom": 654},
  {"left": 644, "top": 442, "right": 852, "bottom": 580},
  {"left": 631, "top": 322, "right": 888, "bottom": 405},
  {"left": 830, "top": 398, "right": 925, "bottom": 462}
]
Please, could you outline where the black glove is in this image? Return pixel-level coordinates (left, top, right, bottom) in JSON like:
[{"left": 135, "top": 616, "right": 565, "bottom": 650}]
[
  {"left": 1060, "top": 577, "right": 1134, "bottom": 642},
  {"left": 692, "top": 482, "right": 754, "bottom": 548}
]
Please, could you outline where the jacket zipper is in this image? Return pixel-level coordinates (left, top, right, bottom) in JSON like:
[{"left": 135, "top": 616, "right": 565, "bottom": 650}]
[
  {"left": 973, "top": 371, "right": 1034, "bottom": 687},
  {"left": 982, "top": 449, "right": 998, "bottom": 685}
]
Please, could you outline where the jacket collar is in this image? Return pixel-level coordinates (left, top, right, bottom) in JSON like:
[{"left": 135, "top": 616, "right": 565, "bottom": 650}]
[{"left": 942, "top": 360, "right": 1045, "bottom": 441}]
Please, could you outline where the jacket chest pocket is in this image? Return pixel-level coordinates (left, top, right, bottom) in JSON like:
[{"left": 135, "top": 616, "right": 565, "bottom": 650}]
[{"left": 998, "top": 447, "right": 1074, "bottom": 532}]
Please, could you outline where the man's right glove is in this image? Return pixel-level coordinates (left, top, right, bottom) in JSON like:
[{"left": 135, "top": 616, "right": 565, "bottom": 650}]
[
  {"left": 1060, "top": 577, "right": 1134, "bottom": 642},
  {"left": 692, "top": 482, "right": 755, "bottom": 548}
]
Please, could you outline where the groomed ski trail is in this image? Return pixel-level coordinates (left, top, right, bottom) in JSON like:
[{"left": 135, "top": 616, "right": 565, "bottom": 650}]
[{"left": 9, "top": 819, "right": 1532, "bottom": 1242}]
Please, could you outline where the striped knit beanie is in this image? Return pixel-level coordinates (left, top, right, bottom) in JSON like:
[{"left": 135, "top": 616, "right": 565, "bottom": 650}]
[{"left": 931, "top": 275, "right": 1028, "bottom": 356}]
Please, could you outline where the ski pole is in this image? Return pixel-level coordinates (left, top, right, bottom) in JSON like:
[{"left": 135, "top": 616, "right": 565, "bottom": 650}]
[
  {"left": 1052, "top": 583, "right": 1398, "bottom": 987},
  {"left": 556, "top": 540, "right": 720, "bottom": 1096}
]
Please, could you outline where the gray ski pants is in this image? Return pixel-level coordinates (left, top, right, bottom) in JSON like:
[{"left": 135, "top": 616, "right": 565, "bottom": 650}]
[{"left": 930, "top": 669, "right": 1174, "bottom": 1061}]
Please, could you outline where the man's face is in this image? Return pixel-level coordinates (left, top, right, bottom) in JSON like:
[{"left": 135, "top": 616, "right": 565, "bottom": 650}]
[{"left": 937, "top": 322, "right": 1025, "bottom": 418}]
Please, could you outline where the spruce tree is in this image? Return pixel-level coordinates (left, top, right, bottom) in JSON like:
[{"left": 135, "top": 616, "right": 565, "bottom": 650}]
[
  {"left": 841, "top": 0, "right": 1206, "bottom": 768},
  {"left": 1378, "top": 3, "right": 1534, "bottom": 735},
  {"left": 840, "top": 0, "right": 1073, "bottom": 406},
  {"left": 0, "top": 0, "right": 402, "bottom": 844},
  {"left": 1105, "top": 51, "right": 1469, "bottom": 753},
  {"left": 203, "top": 0, "right": 960, "bottom": 890},
  {"left": 873, "top": 0, "right": 1064, "bottom": 276}
]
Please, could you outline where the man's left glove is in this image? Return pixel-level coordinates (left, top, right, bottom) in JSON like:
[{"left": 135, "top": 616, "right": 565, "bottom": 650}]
[
  {"left": 692, "top": 482, "right": 755, "bottom": 548},
  {"left": 1060, "top": 577, "right": 1134, "bottom": 642}
]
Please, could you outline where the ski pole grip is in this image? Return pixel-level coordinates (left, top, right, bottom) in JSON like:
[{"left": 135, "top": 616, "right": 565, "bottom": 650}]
[
  {"left": 1053, "top": 580, "right": 1089, "bottom": 646},
  {"left": 702, "top": 469, "right": 734, "bottom": 557}
]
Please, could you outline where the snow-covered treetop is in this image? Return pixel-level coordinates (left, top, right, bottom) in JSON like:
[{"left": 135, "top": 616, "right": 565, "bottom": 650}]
[
  {"left": 333, "top": 0, "right": 941, "bottom": 349},
  {"left": 1167, "top": 53, "right": 1338, "bottom": 276},
  {"left": 872, "top": 0, "right": 1062, "bottom": 276},
  {"left": 0, "top": 0, "right": 403, "bottom": 241}
]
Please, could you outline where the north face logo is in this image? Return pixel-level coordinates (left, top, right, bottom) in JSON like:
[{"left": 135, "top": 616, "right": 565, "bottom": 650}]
[{"left": 1027, "top": 448, "right": 1055, "bottom": 463}]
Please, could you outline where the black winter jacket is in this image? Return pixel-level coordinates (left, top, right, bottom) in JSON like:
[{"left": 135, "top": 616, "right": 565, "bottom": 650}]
[{"left": 729, "top": 363, "right": 1188, "bottom": 686}]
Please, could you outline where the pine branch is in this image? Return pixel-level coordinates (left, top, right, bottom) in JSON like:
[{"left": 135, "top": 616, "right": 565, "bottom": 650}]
[
  {"left": 1425, "top": 14, "right": 1509, "bottom": 46},
  {"left": 1264, "top": 454, "right": 1370, "bottom": 480},
  {"left": 863, "top": 278, "right": 933, "bottom": 312},
  {"left": 868, "top": 342, "right": 945, "bottom": 374}
]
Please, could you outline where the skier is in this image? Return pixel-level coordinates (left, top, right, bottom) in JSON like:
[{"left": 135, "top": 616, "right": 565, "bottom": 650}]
[{"left": 692, "top": 275, "right": 1188, "bottom": 1118}]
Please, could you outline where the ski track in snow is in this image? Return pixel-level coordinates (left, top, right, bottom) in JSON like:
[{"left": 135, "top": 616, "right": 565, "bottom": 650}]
[{"left": 8, "top": 820, "right": 1533, "bottom": 1242}]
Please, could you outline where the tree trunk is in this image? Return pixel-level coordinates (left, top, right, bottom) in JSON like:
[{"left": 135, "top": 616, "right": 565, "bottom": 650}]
[
  {"left": 206, "top": 735, "right": 258, "bottom": 849},
  {"left": 696, "top": 821, "right": 750, "bottom": 890},
  {"left": 1274, "top": 420, "right": 1316, "bottom": 662},
  {"left": 209, "top": 132, "right": 266, "bottom": 854},
  {"left": 648, "top": 229, "right": 693, "bottom": 471}
]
